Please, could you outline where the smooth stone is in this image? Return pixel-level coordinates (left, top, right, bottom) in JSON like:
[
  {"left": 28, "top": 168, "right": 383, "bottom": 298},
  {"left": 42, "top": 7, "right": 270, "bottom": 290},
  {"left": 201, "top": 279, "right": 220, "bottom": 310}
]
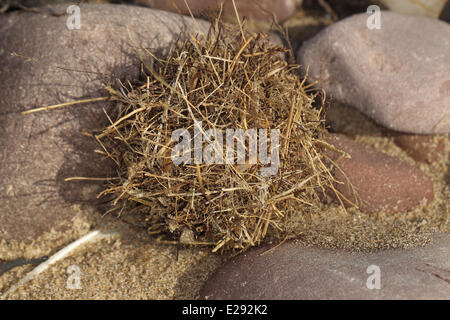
[
  {"left": 297, "top": 11, "right": 450, "bottom": 134},
  {"left": 0, "top": 3, "right": 207, "bottom": 242},
  {"left": 133, "top": 0, "right": 303, "bottom": 22},
  {"left": 391, "top": 133, "right": 448, "bottom": 163},
  {"left": 326, "top": 134, "right": 434, "bottom": 213},
  {"left": 200, "top": 233, "right": 450, "bottom": 299}
]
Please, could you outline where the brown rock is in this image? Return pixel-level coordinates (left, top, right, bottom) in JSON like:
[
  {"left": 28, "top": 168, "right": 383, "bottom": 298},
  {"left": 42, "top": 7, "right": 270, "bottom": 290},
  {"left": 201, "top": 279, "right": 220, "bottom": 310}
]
[
  {"left": 326, "top": 134, "right": 434, "bottom": 213},
  {"left": 200, "top": 233, "right": 450, "bottom": 299},
  {"left": 133, "top": 0, "right": 303, "bottom": 22},
  {"left": 0, "top": 4, "right": 208, "bottom": 242},
  {"left": 391, "top": 133, "right": 448, "bottom": 163}
]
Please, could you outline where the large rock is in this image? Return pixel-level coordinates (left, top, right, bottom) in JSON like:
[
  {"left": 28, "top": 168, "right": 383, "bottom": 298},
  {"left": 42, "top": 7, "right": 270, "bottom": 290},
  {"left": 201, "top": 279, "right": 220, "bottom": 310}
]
[
  {"left": 297, "top": 11, "right": 450, "bottom": 134},
  {"left": 200, "top": 233, "right": 450, "bottom": 299},
  {"left": 133, "top": 0, "right": 303, "bottom": 22},
  {"left": 326, "top": 134, "right": 434, "bottom": 213},
  {"left": 0, "top": 4, "right": 208, "bottom": 242}
]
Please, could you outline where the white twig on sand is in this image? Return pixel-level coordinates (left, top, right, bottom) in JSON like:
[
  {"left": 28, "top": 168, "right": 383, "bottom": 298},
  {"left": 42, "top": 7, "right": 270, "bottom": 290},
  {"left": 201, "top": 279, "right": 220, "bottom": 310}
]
[{"left": 1, "top": 230, "right": 115, "bottom": 299}]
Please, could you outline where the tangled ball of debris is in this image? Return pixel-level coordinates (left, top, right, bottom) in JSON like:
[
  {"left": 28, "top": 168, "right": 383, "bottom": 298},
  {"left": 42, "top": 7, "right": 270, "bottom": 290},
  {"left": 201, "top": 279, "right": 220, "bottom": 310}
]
[{"left": 97, "top": 21, "right": 342, "bottom": 254}]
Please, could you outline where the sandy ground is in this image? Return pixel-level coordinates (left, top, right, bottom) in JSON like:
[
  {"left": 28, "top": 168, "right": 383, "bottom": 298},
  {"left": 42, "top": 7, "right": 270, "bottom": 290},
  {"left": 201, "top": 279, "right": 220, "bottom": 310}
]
[{"left": 0, "top": 211, "right": 223, "bottom": 299}]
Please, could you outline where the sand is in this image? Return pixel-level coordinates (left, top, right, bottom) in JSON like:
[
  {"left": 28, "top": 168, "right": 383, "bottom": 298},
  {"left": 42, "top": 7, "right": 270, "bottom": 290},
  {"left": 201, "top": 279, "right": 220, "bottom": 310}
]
[{"left": 0, "top": 212, "right": 223, "bottom": 299}]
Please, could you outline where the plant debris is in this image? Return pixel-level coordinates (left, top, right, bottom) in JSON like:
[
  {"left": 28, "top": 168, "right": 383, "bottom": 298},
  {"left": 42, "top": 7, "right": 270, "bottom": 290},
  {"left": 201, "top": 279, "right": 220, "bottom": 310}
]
[{"left": 94, "top": 18, "right": 346, "bottom": 254}]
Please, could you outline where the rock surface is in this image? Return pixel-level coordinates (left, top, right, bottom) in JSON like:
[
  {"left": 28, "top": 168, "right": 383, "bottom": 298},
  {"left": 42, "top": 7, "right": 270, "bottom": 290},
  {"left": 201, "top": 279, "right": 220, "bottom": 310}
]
[
  {"left": 133, "top": 0, "right": 303, "bottom": 22},
  {"left": 0, "top": 4, "right": 207, "bottom": 242},
  {"left": 391, "top": 133, "right": 448, "bottom": 163},
  {"left": 297, "top": 11, "right": 450, "bottom": 134},
  {"left": 326, "top": 134, "right": 434, "bottom": 213},
  {"left": 200, "top": 233, "right": 450, "bottom": 299}
]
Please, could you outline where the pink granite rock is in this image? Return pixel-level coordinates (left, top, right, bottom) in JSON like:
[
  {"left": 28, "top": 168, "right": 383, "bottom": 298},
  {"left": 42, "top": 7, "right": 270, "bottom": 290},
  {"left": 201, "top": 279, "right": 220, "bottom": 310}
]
[
  {"left": 200, "top": 233, "right": 450, "bottom": 299},
  {"left": 326, "top": 134, "right": 434, "bottom": 213},
  {"left": 297, "top": 11, "right": 450, "bottom": 134},
  {"left": 391, "top": 133, "right": 448, "bottom": 163}
]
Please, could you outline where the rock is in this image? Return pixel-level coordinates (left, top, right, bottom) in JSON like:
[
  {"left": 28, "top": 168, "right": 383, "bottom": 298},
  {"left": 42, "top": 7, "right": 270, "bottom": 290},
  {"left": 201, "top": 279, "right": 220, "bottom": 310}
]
[
  {"left": 133, "top": 0, "right": 303, "bottom": 22},
  {"left": 200, "top": 233, "right": 450, "bottom": 299},
  {"left": 326, "top": 134, "right": 434, "bottom": 213},
  {"left": 391, "top": 133, "right": 448, "bottom": 163},
  {"left": 0, "top": 4, "right": 208, "bottom": 242},
  {"left": 297, "top": 11, "right": 450, "bottom": 134},
  {"left": 379, "top": 0, "right": 448, "bottom": 19}
]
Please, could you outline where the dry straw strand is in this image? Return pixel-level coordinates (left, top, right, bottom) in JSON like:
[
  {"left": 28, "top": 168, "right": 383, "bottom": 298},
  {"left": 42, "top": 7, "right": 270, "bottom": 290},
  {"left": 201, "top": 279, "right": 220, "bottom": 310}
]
[{"left": 92, "top": 19, "right": 343, "bottom": 254}]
